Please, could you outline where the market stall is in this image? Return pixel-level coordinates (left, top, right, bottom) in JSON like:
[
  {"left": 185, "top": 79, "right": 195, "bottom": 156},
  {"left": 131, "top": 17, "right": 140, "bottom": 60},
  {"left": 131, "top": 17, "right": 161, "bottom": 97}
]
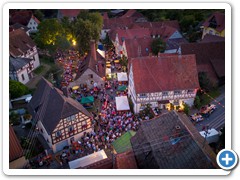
[
  {"left": 117, "top": 72, "right": 128, "bottom": 82},
  {"left": 115, "top": 96, "right": 130, "bottom": 111}
]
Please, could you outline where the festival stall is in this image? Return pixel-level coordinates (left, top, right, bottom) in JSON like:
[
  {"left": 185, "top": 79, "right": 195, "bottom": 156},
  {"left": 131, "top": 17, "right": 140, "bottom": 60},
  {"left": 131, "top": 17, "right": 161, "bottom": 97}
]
[{"left": 115, "top": 96, "right": 130, "bottom": 111}]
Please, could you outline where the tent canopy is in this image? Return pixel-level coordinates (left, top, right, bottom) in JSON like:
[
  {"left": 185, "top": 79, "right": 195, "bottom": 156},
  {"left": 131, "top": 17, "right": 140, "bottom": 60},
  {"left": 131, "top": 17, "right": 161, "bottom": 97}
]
[
  {"left": 118, "top": 85, "right": 127, "bottom": 91},
  {"left": 80, "top": 96, "right": 94, "bottom": 104},
  {"left": 68, "top": 150, "right": 107, "bottom": 169},
  {"left": 115, "top": 96, "right": 130, "bottom": 111},
  {"left": 117, "top": 72, "right": 128, "bottom": 82}
]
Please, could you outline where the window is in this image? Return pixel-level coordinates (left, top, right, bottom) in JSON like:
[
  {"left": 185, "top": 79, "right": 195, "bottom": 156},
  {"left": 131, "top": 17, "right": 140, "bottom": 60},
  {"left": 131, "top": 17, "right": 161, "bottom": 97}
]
[
  {"left": 33, "top": 26, "right": 35, "bottom": 29},
  {"left": 89, "top": 74, "right": 93, "bottom": 78},
  {"left": 174, "top": 91, "right": 181, "bottom": 95},
  {"left": 162, "top": 91, "right": 168, "bottom": 96},
  {"left": 139, "top": 93, "right": 146, "bottom": 98},
  {"left": 187, "top": 90, "right": 194, "bottom": 94},
  {"left": 21, "top": 74, "right": 25, "bottom": 81},
  {"left": 68, "top": 126, "right": 74, "bottom": 132},
  {"left": 30, "top": 22, "right": 32, "bottom": 25},
  {"left": 34, "top": 22, "right": 36, "bottom": 25},
  {"left": 56, "top": 131, "right": 61, "bottom": 138},
  {"left": 66, "top": 115, "right": 76, "bottom": 121}
]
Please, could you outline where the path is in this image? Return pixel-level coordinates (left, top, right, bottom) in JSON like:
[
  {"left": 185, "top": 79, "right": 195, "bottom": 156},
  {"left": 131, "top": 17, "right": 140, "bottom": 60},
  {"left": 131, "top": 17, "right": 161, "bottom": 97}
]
[{"left": 26, "top": 63, "right": 51, "bottom": 89}]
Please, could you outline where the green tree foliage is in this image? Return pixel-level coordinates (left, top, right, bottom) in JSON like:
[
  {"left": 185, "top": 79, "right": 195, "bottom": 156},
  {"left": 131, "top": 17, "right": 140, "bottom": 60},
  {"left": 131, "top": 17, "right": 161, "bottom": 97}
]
[
  {"left": 183, "top": 103, "right": 190, "bottom": 116},
  {"left": 34, "top": 18, "right": 65, "bottom": 50},
  {"left": 198, "top": 72, "right": 216, "bottom": 91},
  {"left": 180, "top": 15, "right": 195, "bottom": 32},
  {"left": 33, "top": 9, "right": 44, "bottom": 21},
  {"left": 194, "top": 96, "right": 201, "bottom": 110},
  {"left": 9, "top": 80, "right": 29, "bottom": 99},
  {"left": 151, "top": 38, "right": 166, "bottom": 55},
  {"left": 9, "top": 112, "right": 20, "bottom": 125}
]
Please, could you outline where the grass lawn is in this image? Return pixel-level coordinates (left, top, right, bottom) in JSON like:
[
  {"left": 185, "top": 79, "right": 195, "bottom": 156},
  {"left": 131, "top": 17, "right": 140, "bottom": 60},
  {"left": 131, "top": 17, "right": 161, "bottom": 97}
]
[
  {"left": 33, "top": 65, "right": 45, "bottom": 75},
  {"left": 200, "top": 89, "right": 221, "bottom": 106}
]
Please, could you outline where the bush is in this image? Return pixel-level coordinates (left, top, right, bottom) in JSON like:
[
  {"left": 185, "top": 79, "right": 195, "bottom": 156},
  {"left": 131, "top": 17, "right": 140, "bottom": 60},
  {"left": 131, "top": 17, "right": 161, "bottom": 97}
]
[
  {"left": 9, "top": 112, "right": 20, "bottom": 125},
  {"left": 9, "top": 80, "right": 29, "bottom": 99},
  {"left": 183, "top": 103, "right": 190, "bottom": 116}
]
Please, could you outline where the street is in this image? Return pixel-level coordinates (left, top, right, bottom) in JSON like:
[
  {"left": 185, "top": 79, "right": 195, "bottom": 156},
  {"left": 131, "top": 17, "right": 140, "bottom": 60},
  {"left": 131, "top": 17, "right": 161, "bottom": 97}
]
[{"left": 195, "top": 86, "right": 225, "bottom": 131}]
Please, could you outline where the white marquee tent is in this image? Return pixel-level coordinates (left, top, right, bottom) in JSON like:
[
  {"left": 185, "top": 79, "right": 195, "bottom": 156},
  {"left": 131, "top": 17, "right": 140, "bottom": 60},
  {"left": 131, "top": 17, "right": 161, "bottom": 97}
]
[
  {"left": 68, "top": 150, "right": 107, "bottom": 169},
  {"left": 117, "top": 72, "right": 128, "bottom": 82},
  {"left": 115, "top": 96, "right": 130, "bottom": 111}
]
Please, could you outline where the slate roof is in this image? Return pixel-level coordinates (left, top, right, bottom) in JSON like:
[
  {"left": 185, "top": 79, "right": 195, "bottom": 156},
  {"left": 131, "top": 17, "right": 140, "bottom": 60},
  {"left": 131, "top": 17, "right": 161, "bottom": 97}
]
[
  {"left": 9, "top": 125, "right": 23, "bottom": 162},
  {"left": 131, "top": 54, "right": 199, "bottom": 94},
  {"left": 181, "top": 41, "right": 225, "bottom": 78},
  {"left": 10, "top": 23, "right": 30, "bottom": 32},
  {"left": 28, "top": 78, "right": 92, "bottom": 134},
  {"left": 9, "top": 56, "right": 32, "bottom": 71},
  {"left": 75, "top": 41, "right": 105, "bottom": 80},
  {"left": 202, "top": 12, "right": 225, "bottom": 32},
  {"left": 10, "top": 10, "right": 40, "bottom": 25},
  {"left": 166, "top": 38, "right": 188, "bottom": 50},
  {"left": 9, "top": 29, "right": 36, "bottom": 57},
  {"left": 130, "top": 111, "right": 218, "bottom": 169}
]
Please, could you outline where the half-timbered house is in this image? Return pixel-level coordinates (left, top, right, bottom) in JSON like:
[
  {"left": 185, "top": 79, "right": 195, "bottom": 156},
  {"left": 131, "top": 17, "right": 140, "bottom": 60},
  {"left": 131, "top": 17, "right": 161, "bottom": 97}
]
[
  {"left": 128, "top": 54, "right": 199, "bottom": 113},
  {"left": 28, "top": 78, "right": 93, "bottom": 153}
]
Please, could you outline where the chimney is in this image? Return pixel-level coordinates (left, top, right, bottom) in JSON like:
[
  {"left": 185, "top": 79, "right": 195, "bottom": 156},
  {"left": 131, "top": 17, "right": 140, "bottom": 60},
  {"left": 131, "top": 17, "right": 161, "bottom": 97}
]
[
  {"left": 62, "top": 87, "right": 68, "bottom": 97},
  {"left": 90, "top": 40, "right": 97, "bottom": 61}
]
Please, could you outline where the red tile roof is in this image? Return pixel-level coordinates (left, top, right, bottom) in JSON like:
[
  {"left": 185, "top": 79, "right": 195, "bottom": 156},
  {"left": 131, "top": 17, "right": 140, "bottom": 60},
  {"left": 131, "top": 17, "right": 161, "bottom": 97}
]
[
  {"left": 59, "top": 9, "right": 81, "bottom": 18},
  {"left": 202, "top": 12, "right": 225, "bottom": 32},
  {"left": 120, "top": 9, "right": 144, "bottom": 19},
  {"left": 103, "top": 17, "right": 135, "bottom": 29},
  {"left": 125, "top": 37, "right": 152, "bottom": 58},
  {"left": 134, "top": 20, "right": 180, "bottom": 30},
  {"left": 9, "top": 125, "right": 23, "bottom": 162},
  {"left": 102, "top": 12, "right": 109, "bottom": 19},
  {"left": 151, "top": 26, "right": 178, "bottom": 41},
  {"left": 10, "top": 10, "right": 40, "bottom": 26},
  {"left": 131, "top": 54, "right": 199, "bottom": 94},
  {"left": 201, "top": 34, "right": 225, "bottom": 43},
  {"left": 115, "top": 150, "right": 138, "bottom": 169},
  {"left": 109, "top": 28, "right": 151, "bottom": 45},
  {"left": 9, "top": 29, "right": 36, "bottom": 57}
]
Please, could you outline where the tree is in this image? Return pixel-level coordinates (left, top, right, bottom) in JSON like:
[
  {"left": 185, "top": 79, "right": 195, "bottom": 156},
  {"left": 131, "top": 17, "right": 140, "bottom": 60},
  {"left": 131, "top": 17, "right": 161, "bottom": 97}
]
[
  {"left": 183, "top": 103, "right": 190, "bottom": 116},
  {"left": 180, "top": 15, "right": 195, "bottom": 33},
  {"left": 151, "top": 38, "right": 166, "bottom": 56},
  {"left": 120, "top": 55, "right": 128, "bottom": 71},
  {"left": 33, "top": 9, "right": 44, "bottom": 21},
  {"left": 9, "top": 80, "right": 29, "bottom": 99},
  {"left": 194, "top": 96, "right": 201, "bottom": 110},
  {"left": 198, "top": 72, "right": 215, "bottom": 91},
  {"left": 34, "top": 18, "right": 65, "bottom": 50}
]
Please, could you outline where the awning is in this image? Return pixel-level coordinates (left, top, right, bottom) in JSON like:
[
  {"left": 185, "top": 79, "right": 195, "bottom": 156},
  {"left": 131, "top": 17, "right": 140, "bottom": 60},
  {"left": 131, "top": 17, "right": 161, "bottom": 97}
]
[
  {"left": 115, "top": 96, "right": 130, "bottom": 111},
  {"left": 72, "top": 86, "right": 79, "bottom": 90},
  {"left": 80, "top": 96, "right": 94, "bottom": 104},
  {"left": 118, "top": 85, "right": 127, "bottom": 91},
  {"left": 106, "top": 68, "right": 111, "bottom": 75},
  {"left": 117, "top": 72, "right": 128, "bottom": 82}
]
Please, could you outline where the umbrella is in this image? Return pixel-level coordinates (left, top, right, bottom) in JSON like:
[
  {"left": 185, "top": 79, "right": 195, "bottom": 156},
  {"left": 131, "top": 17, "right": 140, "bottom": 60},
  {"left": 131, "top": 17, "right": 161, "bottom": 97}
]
[{"left": 72, "top": 86, "right": 79, "bottom": 90}]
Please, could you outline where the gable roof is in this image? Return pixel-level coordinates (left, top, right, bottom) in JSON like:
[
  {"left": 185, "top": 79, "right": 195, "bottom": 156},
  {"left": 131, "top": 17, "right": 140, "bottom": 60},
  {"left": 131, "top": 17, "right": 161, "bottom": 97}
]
[
  {"left": 28, "top": 78, "right": 92, "bottom": 134},
  {"left": 201, "top": 34, "right": 225, "bottom": 43},
  {"left": 124, "top": 37, "right": 152, "bottom": 58},
  {"left": 202, "top": 12, "right": 225, "bottom": 32},
  {"left": 9, "top": 56, "right": 32, "bottom": 71},
  {"left": 58, "top": 9, "right": 81, "bottom": 18},
  {"left": 135, "top": 20, "right": 180, "bottom": 31},
  {"left": 166, "top": 38, "right": 188, "bottom": 50},
  {"left": 131, "top": 54, "right": 199, "bottom": 94},
  {"left": 9, "top": 125, "right": 23, "bottom": 162},
  {"left": 10, "top": 10, "right": 40, "bottom": 26},
  {"left": 75, "top": 41, "right": 105, "bottom": 80},
  {"left": 120, "top": 9, "right": 144, "bottom": 19},
  {"left": 10, "top": 23, "right": 30, "bottom": 32},
  {"left": 131, "top": 111, "right": 218, "bottom": 169},
  {"left": 181, "top": 41, "right": 225, "bottom": 78},
  {"left": 103, "top": 17, "right": 135, "bottom": 30},
  {"left": 9, "top": 29, "right": 36, "bottom": 57},
  {"left": 109, "top": 28, "right": 151, "bottom": 45}
]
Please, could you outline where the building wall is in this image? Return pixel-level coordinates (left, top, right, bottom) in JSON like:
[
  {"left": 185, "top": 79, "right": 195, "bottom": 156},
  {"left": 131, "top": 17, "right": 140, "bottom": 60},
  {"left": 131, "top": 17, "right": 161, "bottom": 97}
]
[
  {"left": 101, "top": 29, "right": 110, "bottom": 40},
  {"left": 16, "top": 68, "right": 30, "bottom": 84},
  {"left": 37, "top": 121, "right": 53, "bottom": 149},
  {"left": 27, "top": 18, "right": 39, "bottom": 33},
  {"left": 32, "top": 52, "right": 40, "bottom": 69},
  {"left": 202, "top": 27, "right": 225, "bottom": 39},
  {"left": 70, "top": 68, "right": 104, "bottom": 89}
]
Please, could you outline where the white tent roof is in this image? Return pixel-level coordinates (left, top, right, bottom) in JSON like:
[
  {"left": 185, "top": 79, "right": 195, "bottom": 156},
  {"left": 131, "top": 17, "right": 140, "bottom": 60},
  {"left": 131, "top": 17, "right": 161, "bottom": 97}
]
[
  {"left": 117, "top": 72, "right": 128, "bottom": 82},
  {"left": 68, "top": 150, "right": 107, "bottom": 169},
  {"left": 115, "top": 96, "right": 130, "bottom": 111},
  {"left": 106, "top": 68, "right": 111, "bottom": 75}
]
